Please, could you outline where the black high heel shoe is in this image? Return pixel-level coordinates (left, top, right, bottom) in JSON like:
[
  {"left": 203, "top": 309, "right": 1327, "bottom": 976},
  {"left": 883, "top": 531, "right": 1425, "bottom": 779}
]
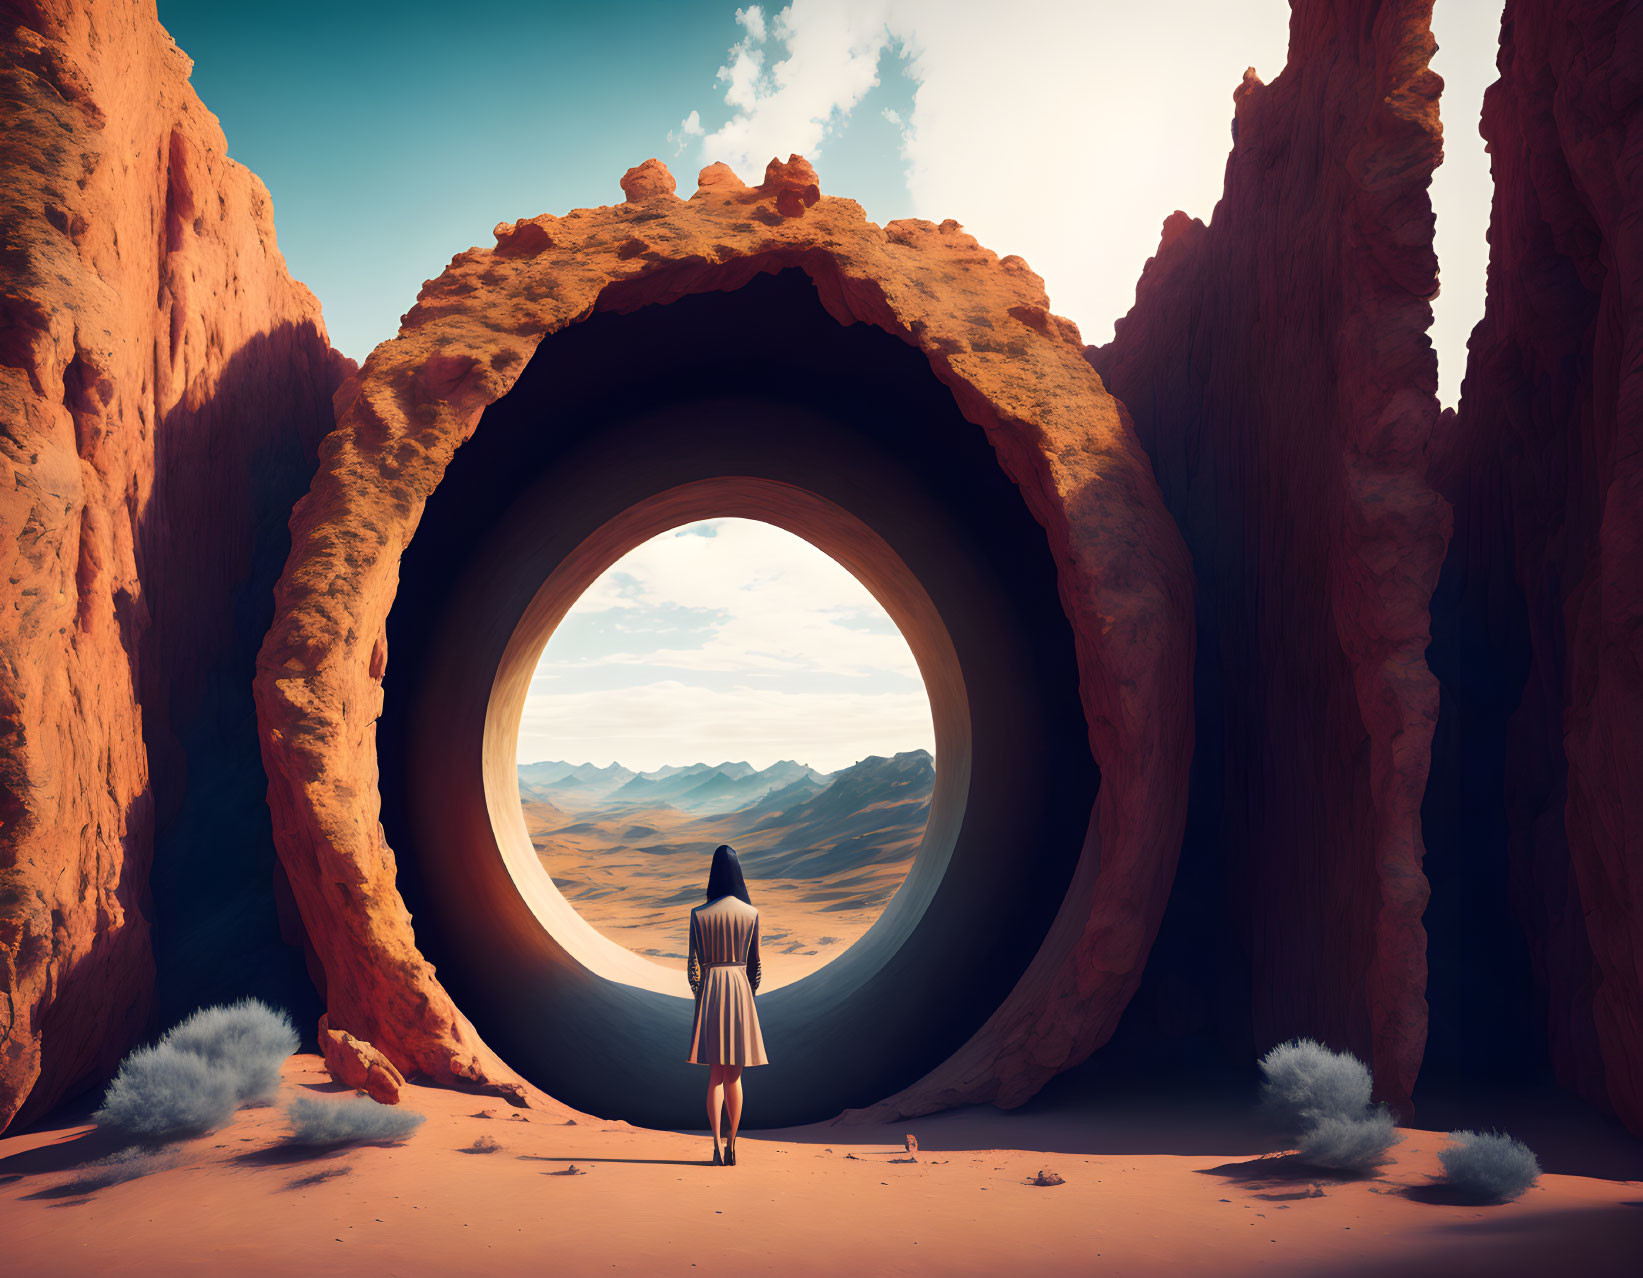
[
  {"left": 725, "top": 1138, "right": 737, "bottom": 1166},
  {"left": 711, "top": 1141, "right": 724, "bottom": 1166}
]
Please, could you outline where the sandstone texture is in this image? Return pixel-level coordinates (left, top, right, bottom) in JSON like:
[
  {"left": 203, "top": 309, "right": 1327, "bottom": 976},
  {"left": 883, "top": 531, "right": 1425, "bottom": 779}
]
[
  {"left": 0, "top": 0, "right": 349, "bottom": 1133},
  {"left": 254, "top": 157, "right": 1195, "bottom": 1118},
  {"left": 1088, "top": 0, "right": 1451, "bottom": 1110},
  {"left": 318, "top": 1014, "right": 406, "bottom": 1104},
  {"left": 1430, "top": 0, "right": 1643, "bottom": 1133}
]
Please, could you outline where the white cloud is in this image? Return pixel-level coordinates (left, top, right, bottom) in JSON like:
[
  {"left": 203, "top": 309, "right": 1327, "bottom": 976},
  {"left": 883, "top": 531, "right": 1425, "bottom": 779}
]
[
  {"left": 736, "top": 4, "right": 768, "bottom": 43},
  {"left": 718, "top": 42, "right": 766, "bottom": 113},
  {"left": 689, "top": 1, "right": 1291, "bottom": 347},
  {"left": 667, "top": 108, "right": 705, "bottom": 155},
  {"left": 564, "top": 521, "right": 917, "bottom": 678},
  {"left": 520, "top": 519, "right": 935, "bottom": 772},
  {"left": 702, "top": 0, "right": 894, "bottom": 178},
  {"left": 681, "top": 1, "right": 1498, "bottom": 403}
]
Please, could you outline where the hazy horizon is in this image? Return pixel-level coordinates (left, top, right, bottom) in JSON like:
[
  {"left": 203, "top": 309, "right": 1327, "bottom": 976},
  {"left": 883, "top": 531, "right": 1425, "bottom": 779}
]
[
  {"left": 517, "top": 518, "right": 938, "bottom": 774},
  {"left": 517, "top": 747, "right": 934, "bottom": 774}
]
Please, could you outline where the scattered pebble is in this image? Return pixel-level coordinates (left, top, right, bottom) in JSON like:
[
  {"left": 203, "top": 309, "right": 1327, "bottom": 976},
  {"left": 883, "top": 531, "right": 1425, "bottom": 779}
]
[{"left": 1030, "top": 1169, "right": 1066, "bottom": 1187}]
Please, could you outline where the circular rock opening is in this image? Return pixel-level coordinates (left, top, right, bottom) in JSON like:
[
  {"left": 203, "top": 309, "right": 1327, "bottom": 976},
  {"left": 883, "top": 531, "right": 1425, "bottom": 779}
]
[
  {"left": 487, "top": 493, "right": 961, "bottom": 1004},
  {"left": 513, "top": 515, "right": 939, "bottom": 991},
  {"left": 374, "top": 272, "right": 1100, "bottom": 1125}
]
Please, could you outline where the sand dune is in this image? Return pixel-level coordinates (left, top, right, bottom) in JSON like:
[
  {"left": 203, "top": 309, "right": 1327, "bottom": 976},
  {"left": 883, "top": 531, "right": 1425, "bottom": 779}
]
[
  {"left": 3, "top": 1055, "right": 1637, "bottom": 1277},
  {"left": 521, "top": 752, "right": 932, "bottom": 986}
]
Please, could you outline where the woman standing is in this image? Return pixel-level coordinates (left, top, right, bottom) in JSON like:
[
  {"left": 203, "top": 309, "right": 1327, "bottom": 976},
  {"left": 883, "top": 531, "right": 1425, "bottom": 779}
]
[{"left": 687, "top": 844, "right": 769, "bottom": 1166}]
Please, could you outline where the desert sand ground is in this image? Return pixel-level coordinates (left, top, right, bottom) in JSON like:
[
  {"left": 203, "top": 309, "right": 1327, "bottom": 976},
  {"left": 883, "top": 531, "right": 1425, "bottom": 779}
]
[{"left": 3, "top": 1055, "right": 1639, "bottom": 1277}]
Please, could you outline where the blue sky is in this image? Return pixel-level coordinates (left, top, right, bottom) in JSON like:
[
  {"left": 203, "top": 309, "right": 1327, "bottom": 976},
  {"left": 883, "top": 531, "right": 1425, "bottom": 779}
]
[
  {"left": 158, "top": 1, "right": 1500, "bottom": 403},
  {"left": 157, "top": 1, "right": 917, "bottom": 363},
  {"left": 156, "top": 2, "right": 1505, "bottom": 771}
]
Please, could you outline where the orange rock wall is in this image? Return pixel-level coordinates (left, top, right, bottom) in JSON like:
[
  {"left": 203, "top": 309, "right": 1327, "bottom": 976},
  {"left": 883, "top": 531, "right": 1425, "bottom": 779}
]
[
  {"left": 1087, "top": 0, "right": 1451, "bottom": 1110},
  {"left": 254, "top": 157, "right": 1194, "bottom": 1120},
  {"left": 0, "top": 0, "right": 349, "bottom": 1133},
  {"left": 1429, "top": 0, "right": 1643, "bottom": 1134}
]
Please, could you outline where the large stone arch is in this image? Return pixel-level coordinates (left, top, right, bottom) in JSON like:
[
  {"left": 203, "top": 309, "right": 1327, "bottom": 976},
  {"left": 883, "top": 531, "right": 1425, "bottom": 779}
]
[{"left": 253, "top": 157, "right": 1194, "bottom": 1124}]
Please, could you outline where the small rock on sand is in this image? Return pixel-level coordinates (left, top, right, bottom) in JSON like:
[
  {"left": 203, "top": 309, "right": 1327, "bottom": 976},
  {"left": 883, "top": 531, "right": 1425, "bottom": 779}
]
[{"left": 1030, "top": 1169, "right": 1066, "bottom": 1187}]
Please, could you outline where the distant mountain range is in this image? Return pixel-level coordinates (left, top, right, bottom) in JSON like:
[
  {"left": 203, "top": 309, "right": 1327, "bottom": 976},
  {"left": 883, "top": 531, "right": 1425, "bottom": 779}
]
[
  {"left": 518, "top": 750, "right": 935, "bottom": 985},
  {"left": 519, "top": 750, "right": 935, "bottom": 880},
  {"left": 520, "top": 757, "right": 831, "bottom": 815}
]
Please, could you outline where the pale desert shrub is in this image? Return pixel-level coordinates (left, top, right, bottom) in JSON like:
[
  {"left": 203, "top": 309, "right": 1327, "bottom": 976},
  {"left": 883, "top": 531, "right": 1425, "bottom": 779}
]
[
  {"left": 285, "top": 1093, "right": 426, "bottom": 1146},
  {"left": 94, "top": 998, "right": 299, "bottom": 1138},
  {"left": 1297, "top": 1107, "right": 1402, "bottom": 1172},
  {"left": 159, "top": 998, "right": 298, "bottom": 1104},
  {"left": 94, "top": 1043, "right": 239, "bottom": 1137},
  {"left": 1437, "top": 1130, "right": 1541, "bottom": 1202},
  {"left": 1258, "top": 1037, "right": 1400, "bottom": 1172},
  {"left": 1258, "top": 1037, "right": 1373, "bottom": 1132}
]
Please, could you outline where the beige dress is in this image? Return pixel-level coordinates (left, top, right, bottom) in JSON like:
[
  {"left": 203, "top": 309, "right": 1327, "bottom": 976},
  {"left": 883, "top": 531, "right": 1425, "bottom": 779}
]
[{"left": 686, "top": 895, "right": 770, "bottom": 1066}]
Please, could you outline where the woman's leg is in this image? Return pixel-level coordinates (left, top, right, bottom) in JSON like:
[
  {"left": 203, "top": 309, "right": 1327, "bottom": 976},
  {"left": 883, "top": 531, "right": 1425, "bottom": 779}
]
[
  {"left": 705, "top": 1064, "right": 726, "bottom": 1154},
  {"left": 724, "top": 1064, "right": 744, "bottom": 1149}
]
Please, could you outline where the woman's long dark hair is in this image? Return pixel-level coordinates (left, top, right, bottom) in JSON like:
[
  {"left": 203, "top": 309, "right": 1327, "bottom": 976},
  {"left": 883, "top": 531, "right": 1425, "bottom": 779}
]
[{"left": 705, "top": 844, "right": 752, "bottom": 905}]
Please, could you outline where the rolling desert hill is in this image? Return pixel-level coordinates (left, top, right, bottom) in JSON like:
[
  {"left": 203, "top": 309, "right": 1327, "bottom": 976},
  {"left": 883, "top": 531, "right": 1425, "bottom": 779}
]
[{"left": 519, "top": 751, "right": 934, "bottom": 987}]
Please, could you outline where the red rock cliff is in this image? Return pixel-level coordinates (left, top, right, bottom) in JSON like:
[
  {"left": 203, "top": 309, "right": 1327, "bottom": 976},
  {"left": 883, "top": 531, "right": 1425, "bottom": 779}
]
[
  {"left": 0, "top": 0, "right": 350, "bottom": 1133},
  {"left": 1087, "top": 0, "right": 1451, "bottom": 1110},
  {"left": 1430, "top": 0, "right": 1643, "bottom": 1134}
]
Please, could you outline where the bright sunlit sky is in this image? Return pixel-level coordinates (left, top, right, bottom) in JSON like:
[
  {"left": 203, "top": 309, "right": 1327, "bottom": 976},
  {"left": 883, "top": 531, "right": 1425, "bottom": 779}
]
[
  {"left": 156, "top": 1, "right": 1505, "bottom": 771},
  {"left": 519, "top": 520, "right": 934, "bottom": 772}
]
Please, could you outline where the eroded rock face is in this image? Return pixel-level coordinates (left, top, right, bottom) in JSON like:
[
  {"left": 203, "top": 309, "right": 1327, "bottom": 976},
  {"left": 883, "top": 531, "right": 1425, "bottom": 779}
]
[
  {"left": 1087, "top": 0, "right": 1450, "bottom": 1111},
  {"left": 0, "top": 0, "right": 350, "bottom": 1133},
  {"left": 1429, "top": 0, "right": 1643, "bottom": 1134},
  {"left": 255, "top": 157, "right": 1195, "bottom": 1119},
  {"left": 318, "top": 1015, "right": 406, "bottom": 1105}
]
